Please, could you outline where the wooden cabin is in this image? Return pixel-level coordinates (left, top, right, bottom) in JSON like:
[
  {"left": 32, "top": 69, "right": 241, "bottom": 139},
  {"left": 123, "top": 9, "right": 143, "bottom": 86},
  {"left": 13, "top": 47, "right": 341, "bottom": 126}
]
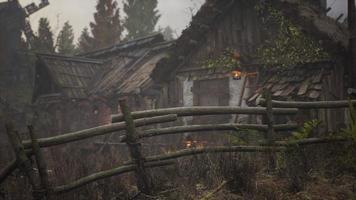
[
  {"left": 151, "top": 0, "right": 348, "bottom": 142},
  {"left": 84, "top": 33, "right": 173, "bottom": 112},
  {"left": 32, "top": 34, "right": 172, "bottom": 136},
  {"left": 33, "top": 54, "right": 111, "bottom": 134}
]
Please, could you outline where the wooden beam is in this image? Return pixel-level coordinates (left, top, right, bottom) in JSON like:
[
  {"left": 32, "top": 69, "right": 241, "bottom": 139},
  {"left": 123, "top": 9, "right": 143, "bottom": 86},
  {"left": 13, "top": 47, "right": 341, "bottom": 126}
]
[
  {"left": 111, "top": 106, "right": 298, "bottom": 123},
  {"left": 118, "top": 123, "right": 299, "bottom": 142},
  {"left": 52, "top": 160, "right": 175, "bottom": 194},
  {"left": 28, "top": 126, "right": 50, "bottom": 198},
  {"left": 119, "top": 99, "right": 151, "bottom": 194},
  {"left": 259, "top": 99, "right": 356, "bottom": 109},
  {"left": 22, "top": 114, "right": 177, "bottom": 149},
  {"left": 275, "top": 137, "right": 351, "bottom": 146},
  {"left": 144, "top": 146, "right": 286, "bottom": 163},
  {"left": 264, "top": 91, "right": 276, "bottom": 170},
  {"left": 5, "top": 123, "right": 39, "bottom": 199},
  {"left": 0, "top": 159, "right": 17, "bottom": 184}
]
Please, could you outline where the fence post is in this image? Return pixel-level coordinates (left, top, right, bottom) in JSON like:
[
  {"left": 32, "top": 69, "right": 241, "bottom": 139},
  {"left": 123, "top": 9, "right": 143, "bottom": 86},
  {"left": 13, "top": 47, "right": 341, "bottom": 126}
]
[
  {"left": 264, "top": 91, "right": 276, "bottom": 170},
  {"left": 28, "top": 125, "right": 51, "bottom": 199},
  {"left": 119, "top": 99, "right": 152, "bottom": 194},
  {"left": 5, "top": 123, "right": 41, "bottom": 200}
]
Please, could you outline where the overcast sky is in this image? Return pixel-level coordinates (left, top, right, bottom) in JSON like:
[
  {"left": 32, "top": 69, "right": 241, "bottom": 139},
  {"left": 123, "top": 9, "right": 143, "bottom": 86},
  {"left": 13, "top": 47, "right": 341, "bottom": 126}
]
[
  {"left": 0, "top": 0, "right": 350, "bottom": 41},
  {"left": 11, "top": 0, "right": 204, "bottom": 41}
]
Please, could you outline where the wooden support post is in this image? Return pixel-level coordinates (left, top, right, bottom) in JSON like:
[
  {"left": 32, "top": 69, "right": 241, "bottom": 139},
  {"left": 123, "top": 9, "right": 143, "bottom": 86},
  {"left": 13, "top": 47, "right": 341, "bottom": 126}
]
[
  {"left": 28, "top": 125, "right": 51, "bottom": 199},
  {"left": 118, "top": 99, "right": 152, "bottom": 194},
  {"left": 264, "top": 91, "right": 276, "bottom": 171},
  {"left": 5, "top": 123, "right": 40, "bottom": 199}
]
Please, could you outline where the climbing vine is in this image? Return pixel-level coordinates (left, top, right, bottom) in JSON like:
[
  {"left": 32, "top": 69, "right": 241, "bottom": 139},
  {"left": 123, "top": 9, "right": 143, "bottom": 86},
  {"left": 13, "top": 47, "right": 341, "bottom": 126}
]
[
  {"left": 255, "top": 3, "right": 329, "bottom": 68},
  {"left": 203, "top": 48, "right": 241, "bottom": 70}
]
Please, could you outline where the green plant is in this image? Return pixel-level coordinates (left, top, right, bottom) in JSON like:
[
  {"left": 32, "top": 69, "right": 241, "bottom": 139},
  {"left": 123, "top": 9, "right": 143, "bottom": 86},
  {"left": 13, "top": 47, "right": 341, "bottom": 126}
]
[
  {"left": 255, "top": 3, "right": 329, "bottom": 68},
  {"left": 342, "top": 100, "right": 356, "bottom": 142},
  {"left": 291, "top": 119, "right": 321, "bottom": 141},
  {"left": 203, "top": 48, "right": 241, "bottom": 70}
]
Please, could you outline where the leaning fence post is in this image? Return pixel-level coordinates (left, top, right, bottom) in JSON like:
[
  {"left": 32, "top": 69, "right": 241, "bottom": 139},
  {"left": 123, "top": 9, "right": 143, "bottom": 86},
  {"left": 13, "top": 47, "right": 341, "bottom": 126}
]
[
  {"left": 264, "top": 91, "right": 276, "bottom": 170},
  {"left": 28, "top": 125, "right": 51, "bottom": 199},
  {"left": 5, "top": 123, "right": 41, "bottom": 199},
  {"left": 119, "top": 99, "right": 152, "bottom": 194}
]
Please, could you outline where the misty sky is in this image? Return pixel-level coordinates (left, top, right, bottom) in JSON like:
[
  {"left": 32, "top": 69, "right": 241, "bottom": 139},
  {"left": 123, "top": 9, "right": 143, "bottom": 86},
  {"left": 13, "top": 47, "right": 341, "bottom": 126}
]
[
  {"left": 0, "top": 0, "right": 350, "bottom": 41},
  {"left": 11, "top": 0, "right": 204, "bottom": 41}
]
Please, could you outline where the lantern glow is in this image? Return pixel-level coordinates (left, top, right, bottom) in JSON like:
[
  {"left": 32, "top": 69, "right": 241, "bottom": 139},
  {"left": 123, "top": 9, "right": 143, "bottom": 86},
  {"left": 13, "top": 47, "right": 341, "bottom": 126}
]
[{"left": 231, "top": 70, "right": 242, "bottom": 80}]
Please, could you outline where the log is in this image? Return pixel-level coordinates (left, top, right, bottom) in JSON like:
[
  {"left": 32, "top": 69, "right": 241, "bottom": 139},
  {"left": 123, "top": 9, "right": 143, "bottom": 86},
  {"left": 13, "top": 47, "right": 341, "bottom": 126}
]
[
  {"left": 28, "top": 126, "right": 51, "bottom": 197},
  {"left": 275, "top": 137, "right": 351, "bottom": 146},
  {"left": 52, "top": 160, "right": 175, "bottom": 194},
  {"left": 22, "top": 114, "right": 178, "bottom": 149},
  {"left": 264, "top": 91, "right": 276, "bottom": 170},
  {"left": 119, "top": 99, "right": 151, "bottom": 194},
  {"left": 111, "top": 106, "right": 298, "bottom": 123},
  {"left": 144, "top": 146, "right": 286, "bottom": 163},
  {"left": 259, "top": 99, "right": 356, "bottom": 109},
  {"left": 0, "top": 150, "right": 34, "bottom": 184},
  {"left": 0, "top": 159, "right": 17, "bottom": 184},
  {"left": 123, "top": 124, "right": 298, "bottom": 142},
  {"left": 5, "top": 123, "right": 39, "bottom": 197}
]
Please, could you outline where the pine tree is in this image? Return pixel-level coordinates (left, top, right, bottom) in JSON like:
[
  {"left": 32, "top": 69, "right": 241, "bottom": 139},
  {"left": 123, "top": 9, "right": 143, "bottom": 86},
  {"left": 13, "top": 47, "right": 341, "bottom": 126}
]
[
  {"left": 123, "top": 0, "right": 161, "bottom": 40},
  {"left": 32, "top": 18, "right": 55, "bottom": 53},
  {"left": 56, "top": 21, "right": 76, "bottom": 55},
  {"left": 161, "top": 26, "right": 175, "bottom": 41},
  {"left": 77, "top": 27, "right": 95, "bottom": 54},
  {"left": 90, "top": 0, "right": 122, "bottom": 49}
]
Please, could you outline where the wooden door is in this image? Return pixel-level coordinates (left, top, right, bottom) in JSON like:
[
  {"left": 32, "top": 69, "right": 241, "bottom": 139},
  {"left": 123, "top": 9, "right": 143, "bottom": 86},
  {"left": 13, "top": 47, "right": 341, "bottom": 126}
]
[{"left": 193, "top": 78, "right": 230, "bottom": 124}]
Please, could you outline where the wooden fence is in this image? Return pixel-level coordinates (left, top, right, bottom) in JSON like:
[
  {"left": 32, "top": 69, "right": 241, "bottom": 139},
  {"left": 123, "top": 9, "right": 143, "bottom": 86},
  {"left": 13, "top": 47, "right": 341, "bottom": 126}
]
[{"left": 1, "top": 97, "right": 355, "bottom": 199}]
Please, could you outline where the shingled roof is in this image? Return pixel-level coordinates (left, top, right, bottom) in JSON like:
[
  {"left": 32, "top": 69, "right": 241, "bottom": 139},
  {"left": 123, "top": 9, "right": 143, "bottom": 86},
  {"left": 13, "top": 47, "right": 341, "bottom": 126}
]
[
  {"left": 247, "top": 61, "right": 335, "bottom": 104},
  {"left": 35, "top": 54, "right": 105, "bottom": 101},
  {"left": 89, "top": 40, "right": 173, "bottom": 98}
]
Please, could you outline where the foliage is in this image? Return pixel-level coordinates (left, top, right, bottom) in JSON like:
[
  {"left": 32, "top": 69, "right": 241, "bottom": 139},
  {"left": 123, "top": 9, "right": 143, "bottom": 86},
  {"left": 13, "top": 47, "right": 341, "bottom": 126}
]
[
  {"left": 90, "top": 0, "right": 123, "bottom": 49},
  {"left": 32, "top": 18, "right": 55, "bottom": 53},
  {"left": 291, "top": 120, "right": 321, "bottom": 141},
  {"left": 341, "top": 100, "right": 356, "bottom": 142},
  {"left": 123, "top": 0, "right": 161, "bottom": 40},
  {"left": 204, "top": 48, "right": 241, "bottom": 70},
  {"left": 77, "top": 27, "right": 95, "bottom": 54},
  {"left": 255, "top": 3, "right": 329, "bottom": 68},
  {"left": 56, "top": 21, "right": 76, "bottom": 55},
  {"left": 160, "top": 26, "right": 175, "bottom": 41}
]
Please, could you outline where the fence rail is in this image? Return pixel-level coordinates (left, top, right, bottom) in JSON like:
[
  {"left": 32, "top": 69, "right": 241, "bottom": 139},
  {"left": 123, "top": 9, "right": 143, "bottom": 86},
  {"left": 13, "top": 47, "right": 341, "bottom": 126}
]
[{"left": 1, "top": 97, "right": 354, "bottom": 199}]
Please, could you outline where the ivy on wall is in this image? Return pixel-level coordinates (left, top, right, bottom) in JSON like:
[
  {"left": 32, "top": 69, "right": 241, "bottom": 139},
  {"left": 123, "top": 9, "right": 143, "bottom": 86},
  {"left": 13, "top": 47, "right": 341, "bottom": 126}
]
[
  {"left": 255, "top": 3, "right": 329, "bottom": 68},
  {"left": 204, "top": 48, "right": 241, "bottom": 70}
]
